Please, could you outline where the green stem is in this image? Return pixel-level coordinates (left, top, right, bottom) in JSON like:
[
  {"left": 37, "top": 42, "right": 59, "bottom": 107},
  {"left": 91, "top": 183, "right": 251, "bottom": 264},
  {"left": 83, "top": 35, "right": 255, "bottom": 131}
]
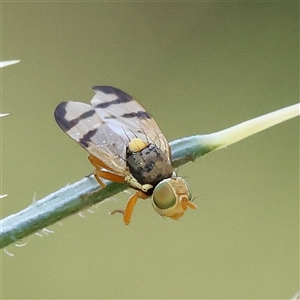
[{"left": 0, "top": 103, "right": 299, "bottom": 248}]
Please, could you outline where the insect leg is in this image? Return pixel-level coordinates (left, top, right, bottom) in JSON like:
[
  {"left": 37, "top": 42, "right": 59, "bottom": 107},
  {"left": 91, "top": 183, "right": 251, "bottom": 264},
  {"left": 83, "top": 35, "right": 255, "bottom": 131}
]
[
  {"left": 88, "top": 154, "right": 118, "bottom": 173},
  {"left": 110, "top": 190, "right": 148, "bottom": 225},
  {"left": 94, "top": 169, "right": 126, "bottom": 184},
  {"left": 88, "top": 154, "right": 125, "bottom": 188},
  {"left": 123, "top": 191, "right": 148, "bottom": 225},
  {"left": 93, "top": 173, "right": 106, "bottom": 189}
]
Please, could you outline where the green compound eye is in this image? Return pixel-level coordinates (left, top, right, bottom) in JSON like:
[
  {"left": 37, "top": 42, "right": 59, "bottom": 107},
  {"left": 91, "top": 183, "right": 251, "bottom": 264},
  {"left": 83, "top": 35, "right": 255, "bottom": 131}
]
[{"left": 152, "top": 180, "right": 176, "bottom": 209}]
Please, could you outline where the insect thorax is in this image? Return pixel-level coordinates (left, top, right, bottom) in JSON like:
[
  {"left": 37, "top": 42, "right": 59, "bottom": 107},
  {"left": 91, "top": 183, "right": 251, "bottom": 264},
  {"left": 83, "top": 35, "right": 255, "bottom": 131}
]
[{"left": 126, "top": 142, "right": 174, "bottom": 192}]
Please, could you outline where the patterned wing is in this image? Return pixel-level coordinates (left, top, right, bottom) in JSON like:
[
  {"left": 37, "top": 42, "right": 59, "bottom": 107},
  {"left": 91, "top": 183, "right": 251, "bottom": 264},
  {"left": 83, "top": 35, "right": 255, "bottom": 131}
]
[
  {"left": 54, "top": 101, "right": 127, "bottom": 174},
  {"left": 90, "top": 86, "right": 171, "bottom": 159}
]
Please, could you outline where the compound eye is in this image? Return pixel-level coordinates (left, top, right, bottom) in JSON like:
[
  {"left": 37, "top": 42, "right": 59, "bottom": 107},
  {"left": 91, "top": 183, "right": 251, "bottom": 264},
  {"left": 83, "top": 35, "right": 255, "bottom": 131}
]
[{"left": 152, "top": 181, "right": 176, "bottom": 209}]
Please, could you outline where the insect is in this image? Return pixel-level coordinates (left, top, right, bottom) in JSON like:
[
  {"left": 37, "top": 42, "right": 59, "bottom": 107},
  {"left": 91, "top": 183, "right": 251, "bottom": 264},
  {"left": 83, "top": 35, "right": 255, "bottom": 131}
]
[{"left": 54, "top": 86, "right": 196, "bottom": 224}]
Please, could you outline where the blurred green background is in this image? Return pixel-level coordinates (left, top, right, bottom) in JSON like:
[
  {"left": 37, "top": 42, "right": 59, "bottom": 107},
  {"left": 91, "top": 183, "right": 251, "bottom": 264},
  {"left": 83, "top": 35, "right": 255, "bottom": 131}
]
[{"left": 1, "top": 2, "right": 298, "bottom": 299}]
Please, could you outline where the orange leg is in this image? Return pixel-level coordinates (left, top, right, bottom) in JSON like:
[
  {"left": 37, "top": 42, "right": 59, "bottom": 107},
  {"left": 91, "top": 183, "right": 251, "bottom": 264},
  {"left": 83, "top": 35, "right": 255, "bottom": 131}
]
[
  {"left": 88, "top": 154, "right": 117, "bottom": 173},
  {"left": 95, "top": 169, "right": 125, "bottom": 184},
  {"left": 88, "top": 154, "right": 125, "bottom": 188},
  {"left": 93, "top": 172, "right": 106, "bottom": 189},
  {"left": 110, "top": 190, "right": 148, "bottom": 225}
]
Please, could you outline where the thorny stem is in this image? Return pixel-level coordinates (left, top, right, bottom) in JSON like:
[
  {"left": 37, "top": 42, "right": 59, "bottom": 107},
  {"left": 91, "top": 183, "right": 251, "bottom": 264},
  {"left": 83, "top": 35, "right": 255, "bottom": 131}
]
[{"left": 0, "top": 103, "right": 299, "bottom": 248}]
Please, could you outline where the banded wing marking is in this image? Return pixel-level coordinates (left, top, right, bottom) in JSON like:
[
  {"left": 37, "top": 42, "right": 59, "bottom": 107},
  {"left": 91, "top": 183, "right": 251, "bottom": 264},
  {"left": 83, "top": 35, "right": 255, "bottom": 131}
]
[
  {"left": 54, "top": 101, "right": 127, "bottom": 174},
  {"left": 90, "top": 86, "right": 170, "bottom": 159}
]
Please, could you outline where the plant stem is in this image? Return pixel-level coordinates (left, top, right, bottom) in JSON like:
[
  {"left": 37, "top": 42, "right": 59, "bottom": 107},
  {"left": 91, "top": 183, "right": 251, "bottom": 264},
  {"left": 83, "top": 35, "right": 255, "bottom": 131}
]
[{"left": 0, "top": 103, "right": 299, "bottom": 248}]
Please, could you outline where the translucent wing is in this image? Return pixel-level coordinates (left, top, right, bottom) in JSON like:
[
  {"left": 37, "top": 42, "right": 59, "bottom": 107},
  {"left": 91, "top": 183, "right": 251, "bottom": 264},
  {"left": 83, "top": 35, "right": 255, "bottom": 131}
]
[
  {"left": 90, "top": 86, "right": 171, "bottom": 159},
  {"left": 54, "top": 101, "right": 127, "bottom": 174}
]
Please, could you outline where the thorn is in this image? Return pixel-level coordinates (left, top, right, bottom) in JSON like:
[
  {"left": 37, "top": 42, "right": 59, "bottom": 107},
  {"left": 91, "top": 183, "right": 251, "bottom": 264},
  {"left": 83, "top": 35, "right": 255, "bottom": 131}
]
[
  {"left": 31, "top": 192, "right": 37, "bottom": 203},
  {"left": 78, "top": 212, "right": 85, "bottom": 218},
  {"left": 0, "top": 60, "right": 20, "bottom": 68},
  {"left": 3, "top": 249, "right": 14, "bottom": 257},
  {"left": 15, "top": 241, "right": 27, "bottom": 247},
  {"left": 42, "top": 228, "right": 54, "bottom": 235}
]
